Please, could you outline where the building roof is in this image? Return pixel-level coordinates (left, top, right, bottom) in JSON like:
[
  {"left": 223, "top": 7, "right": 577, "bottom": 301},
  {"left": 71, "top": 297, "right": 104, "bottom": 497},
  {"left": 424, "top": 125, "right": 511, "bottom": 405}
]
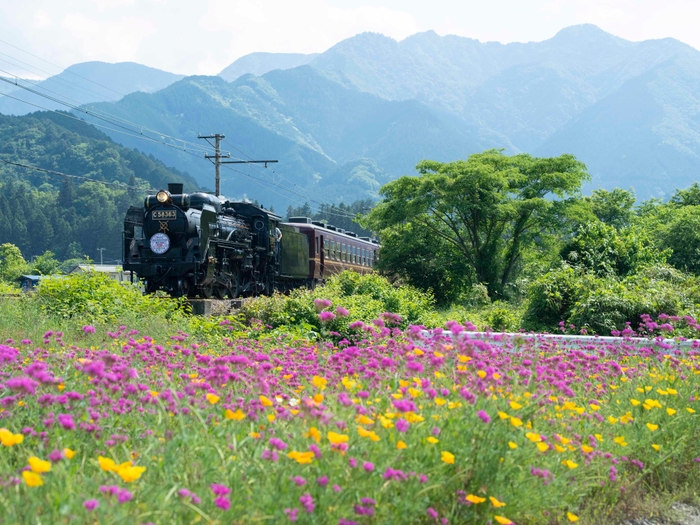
[{"left": 69, "top": 264, "right": 128, "bottom": 274}]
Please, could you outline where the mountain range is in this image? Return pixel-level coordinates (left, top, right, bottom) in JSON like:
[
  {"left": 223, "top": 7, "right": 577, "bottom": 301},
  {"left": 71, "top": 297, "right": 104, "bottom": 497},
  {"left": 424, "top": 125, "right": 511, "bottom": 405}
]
[{"left": 2, "top": 25, "right": 700, "bottom": 208}]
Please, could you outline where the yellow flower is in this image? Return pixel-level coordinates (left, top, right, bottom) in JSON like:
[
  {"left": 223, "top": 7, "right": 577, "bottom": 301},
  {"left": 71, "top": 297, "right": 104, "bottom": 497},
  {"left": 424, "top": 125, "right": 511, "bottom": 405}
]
[
  {"left": 22, "top": 470, "right": 43, "bottom": 487},
  {"left": 306, "top": 427, "right": 321, "bottom": 443},
  {"left": 205, "top": 393, "right": 220, "bottom": 405},
  {"left": 327, "top": 432, "right": 349, "bottom": 445},
  {"left": 581, "top": 445, "right": 593, "bottom": 454},
  {"left": 508, "top": 441, "right": 517, "bottom": 449},
  {"left": 435, "top": 398, "right": 447, "bottom": 406},
  {"left": 408, "top": 388, "right": 421, "bottom": 398},
  {"left": 494, "top": 516, "right": 513, "bottom": 525},
  {"left": 28, "top": 456, "right": 51, "bottom": 473},
  {"left": 405, "top": 412, "right": 425, "bottom": 423},
  {"left": 509, "top": 401, "right": 522, "bottom": 410},
  {"left": 224, "top": 408, "right": 246, "bottom": 421},
  {"left": 563, "top": 460, "right": 578, "bottom": 469},
  {"left": 567, "top": 512, "right": 579, "bottom": 522},
  {"left": 250, "top": 432, "right": 261, "bottom": 439},
  {"left": 590, "top": 403, "right": 600, "bottom": 411},
  {"left": 497, "top": 411, "right": 509, "bottom": 420},
  {"left": 608, "top": 416, "right": 618, "bottom": 424},
  {"left": 466, "top": 494, "right": 486, "bottom": 504},
  {"left": 646, "top": 423, "right": 659, "bottom": 432},
  {"left": 312, "top": 375, "right": 327, "bottom": 390},
  {"left": 288, "top": 450, "right": 314, "bottom": 464},
  {"left": 490, "top": 496, "right": 506, "bottom": 508},
  {"left": 427, "top": 436, "right": 439, "bottom": 444},
  {"left": 63, "top": 448, "right": 76, "bottom": 459},
  {"left": 667, "top": 388, "right": 678, "bottom": 395},
  {"left": 397, "top": 440, "right": 407, "bottom": 450},
  {"left": 477, "top": 370, "right": 487, "bottom": 379},
  {"left": 525, "top": 432, "right": 541, "bottom": 442},
  {"left": 666, "top": 408, "right": 676, "bottom": 416},
  {"left": 630, "top": 399, "right": 641, "bottom": 406},
  {"left": 687, "top": 408, "right": 696, "bottom": 414},
  {"left": 267, "top": 414, "right": 276, "bottom": 423},
  {"left": 536, "top": 443, "right": 549, "bottom": 453},
  {"left": 117, "top": 464, "right": 146, "bottom": 483},
  {"left": 357, "top": 415, "right": 374, "bottom": 425},
  {"left": 441, "top": 451, "right": 455, "bottom": 464},
  {"left": 554, "top": 444, "right": 566, "bottom": 453},
  {"left": 651, "top": 444, "right": 660, "bottom": 451},
  {"left": 613, "top": 436, "right": 628, "bottom": 447},
  {"left": 0, "top": 428, "right": 24, "bottom": 447},
  {"left": 259, "top": 395, "right": 273, "bottom": 407},
  {"left": 98, "top": 456, "right": 116, "bottom": 472},
  {"left": 509, "top": 417, "right": 523, "bottom": 427}
]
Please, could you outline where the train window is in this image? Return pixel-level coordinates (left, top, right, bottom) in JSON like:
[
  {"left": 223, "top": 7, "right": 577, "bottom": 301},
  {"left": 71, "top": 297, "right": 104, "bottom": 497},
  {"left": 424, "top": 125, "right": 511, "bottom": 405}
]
[
  {"left": 352, "top": 246, "right": 357, "bottom": 264},
  {"left": 362, "top": 248, "right": 365, "bottom": 266},
  {"left": 342, "top": 243, "right": 346, "bottom": 262},
  {"left": 315, "top": 237, "right": 319, "bottom": 255},
  {"left": 324, "top": 239, "right": 329, "bottom": 257}
]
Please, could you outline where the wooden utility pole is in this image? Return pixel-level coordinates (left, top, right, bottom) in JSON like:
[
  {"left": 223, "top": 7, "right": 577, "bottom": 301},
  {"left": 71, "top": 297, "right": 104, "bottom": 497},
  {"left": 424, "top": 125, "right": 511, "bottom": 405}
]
[{"left": 198, "top": 133, "right": 278, "bottom": 197}]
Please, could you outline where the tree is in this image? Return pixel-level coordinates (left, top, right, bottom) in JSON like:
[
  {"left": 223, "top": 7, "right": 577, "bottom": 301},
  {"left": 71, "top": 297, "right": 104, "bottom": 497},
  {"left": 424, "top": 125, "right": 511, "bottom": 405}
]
[
  {"left": 588, "top": 188, "right": 635, "bottom": 229},
  {"left": 365, "top": 150, "right": 589, "bottom": 297},
  {"left": 0, "top": 243, "right": 29, "bottom": 282},
  {"left": 31, "top": 250, "right": 61, "bottom": 275},
  {"left": 670, "top": 182, "right": 700, "bottom": 207}
]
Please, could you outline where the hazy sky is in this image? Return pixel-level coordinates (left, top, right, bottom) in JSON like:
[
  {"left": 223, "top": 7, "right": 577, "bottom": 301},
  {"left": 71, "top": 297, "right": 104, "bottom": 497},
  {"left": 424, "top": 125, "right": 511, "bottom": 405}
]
[{"left": 0, "top": 0, "right": 698, "bottom": 77}]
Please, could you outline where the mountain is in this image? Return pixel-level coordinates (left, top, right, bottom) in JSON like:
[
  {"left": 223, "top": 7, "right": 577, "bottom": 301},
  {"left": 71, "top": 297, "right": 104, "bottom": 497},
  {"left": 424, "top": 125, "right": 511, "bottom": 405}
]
[
  {"left": 83, "top": 69, "right": 486, "bottom": 209},
  {"left": 0, "top": 111, "right": 198, "bottom": 262},
  {"left": 0, "top": 62, "right": 184, "bottom": 116},
  {"left": 55, "top": 24, "right": 700, "bottom": 205},
  {"left": 219, "top": 52, "right": 319, "bottom": 82}
]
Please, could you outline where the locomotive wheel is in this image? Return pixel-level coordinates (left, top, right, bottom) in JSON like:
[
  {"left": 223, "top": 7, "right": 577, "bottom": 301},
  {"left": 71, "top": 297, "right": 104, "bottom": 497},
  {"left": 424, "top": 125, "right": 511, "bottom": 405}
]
[
  {"left": 199, "top": 284, "right": 214, "bottom": 299},
  {"left": 214, "top": 285, "right": 227, "bottom": 299},
  {"left": 229, "top": 275, "right": 240, "bottom": 299}
]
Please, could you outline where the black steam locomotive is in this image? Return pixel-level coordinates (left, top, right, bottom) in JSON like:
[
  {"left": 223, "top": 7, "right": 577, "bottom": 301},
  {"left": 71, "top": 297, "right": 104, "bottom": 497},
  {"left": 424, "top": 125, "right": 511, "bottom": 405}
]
[{"left": 123, "top": 183, "right": 379, "bottom": 298}]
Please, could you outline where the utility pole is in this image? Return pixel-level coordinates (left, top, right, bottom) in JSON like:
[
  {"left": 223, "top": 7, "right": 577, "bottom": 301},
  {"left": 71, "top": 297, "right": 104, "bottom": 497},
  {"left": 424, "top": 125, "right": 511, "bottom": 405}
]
[
  {"left": 198, "top": 133, "right": 278, "bottom": 197},
  {"left": 97, "top": 248, "right": 105, "bottom": 265}
]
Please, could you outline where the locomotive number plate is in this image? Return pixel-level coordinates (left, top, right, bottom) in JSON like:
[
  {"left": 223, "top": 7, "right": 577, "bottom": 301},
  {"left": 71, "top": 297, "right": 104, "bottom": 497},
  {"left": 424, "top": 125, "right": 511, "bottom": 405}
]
[{"left": 152, "top": 210, "right": 176, "bottom": 220}]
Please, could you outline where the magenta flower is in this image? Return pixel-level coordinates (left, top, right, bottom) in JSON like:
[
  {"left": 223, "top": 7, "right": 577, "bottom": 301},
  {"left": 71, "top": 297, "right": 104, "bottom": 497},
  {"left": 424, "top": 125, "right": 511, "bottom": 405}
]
[
  {"left": 396, "top": 419, "right": 410, "bottom": 432},
  {"left": 362, "top": 461, "right": 374, "bottom": 472},
  {"left": 210, "top": 484, "right": 231, "bottom": 496},
  {"left": 269, "top": 437, "right": 287, "bottom": 450},
  {"left": 317, "top": 475, "right": 329, "bottom": 487},
  {"left": 284, "top": 508, "right": 299, "bottom": 522},
  {"left": 214, "top": 496, "right": 231, "bottom": 510},
  {"left": 299, "top": 493, "right": 315, "bottom": 513},
  {"left": 314, "top": 298, "right": 332, "bottom": 311},
  {"left": 83, "top": 499, "right": 99, "bottom": 511},
  {"left": 58, "top": 414, "right": 76, "bottom": 430},
  {"left": 319, "top": 311, "right": 336, "bottom": 322},
  {"left": 477, "top": 410, "right": 491, "bottom": 424},
  {"left": 336, "top": 307, "right": 350, "bottom": 317},
  {"left": 82, "top": 325, "right": 96, "bottom": 334},
  {"left": 291, "top": 476, "right": 307, "bottom": 486},
  {"left": 427, "top": 507, "right": 439, "bottom": 519}
]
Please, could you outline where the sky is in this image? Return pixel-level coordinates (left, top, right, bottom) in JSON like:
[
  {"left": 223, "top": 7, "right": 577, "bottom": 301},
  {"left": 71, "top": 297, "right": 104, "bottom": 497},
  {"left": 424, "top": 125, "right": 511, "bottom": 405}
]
[{"left": 0, "top": 0, "right": 698, "bottom": 78}]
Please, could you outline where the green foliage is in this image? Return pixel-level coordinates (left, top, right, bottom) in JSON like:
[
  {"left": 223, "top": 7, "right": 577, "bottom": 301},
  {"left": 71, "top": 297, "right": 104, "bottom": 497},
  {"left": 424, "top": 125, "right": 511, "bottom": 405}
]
[
  {"left": 30, "top": 250, "right": 60, "bottom": 275},
  {"left": 524, "top": 264, "right": 700, "bottom": 334},
  {"left": 560, "top": 221, "right": 665, "bottom": 277},
  {"left": 670, "top": 182, "right": 700, "bottom": 207},
  {"left": 365, "top": 149, "right": 589, "bottom": 298},
  {"left": 0, "top": 242, "right": 29, "bottom": 282},
  {"left": 588, "top": 188, "right": 636, "bottom": 229},
  {"left": 240, "top": 271, "right": 437, "bottom": 335},
  {"left": 35, "top": 271, "right": 187, "bottom": 324},
  {"left": 652, "top": 206, "right": 700, "bottom": 275}
]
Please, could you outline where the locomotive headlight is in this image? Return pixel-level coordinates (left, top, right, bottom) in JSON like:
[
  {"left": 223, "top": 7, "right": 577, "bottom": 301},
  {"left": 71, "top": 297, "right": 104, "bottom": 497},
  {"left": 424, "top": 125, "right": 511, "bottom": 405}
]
[{"left": 156, "top": 190, "right": 170, "bottom": 203}]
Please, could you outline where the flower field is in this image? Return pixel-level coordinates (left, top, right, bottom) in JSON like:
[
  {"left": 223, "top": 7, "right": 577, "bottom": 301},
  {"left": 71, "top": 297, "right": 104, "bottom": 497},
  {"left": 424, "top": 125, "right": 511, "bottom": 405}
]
[{"left": 1, "top": 307, "right": 699, "bottom": 524}]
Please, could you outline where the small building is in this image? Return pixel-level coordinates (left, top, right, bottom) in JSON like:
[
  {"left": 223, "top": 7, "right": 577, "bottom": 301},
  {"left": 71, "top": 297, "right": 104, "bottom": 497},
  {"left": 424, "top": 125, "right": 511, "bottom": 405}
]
[
  {"left": 68, "top": 264, "right": 135, "bottom": 283},
  {"left": 17, "top": 275, "right": 54, "bottom": 292}
]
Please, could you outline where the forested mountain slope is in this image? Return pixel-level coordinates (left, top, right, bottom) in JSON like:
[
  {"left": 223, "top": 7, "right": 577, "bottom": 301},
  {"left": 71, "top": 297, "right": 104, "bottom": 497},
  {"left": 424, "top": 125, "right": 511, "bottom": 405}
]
[
  {"left": 0, "top": 112, "right": 197, "bottom": 262},
  {"left": 219, "top": 52, "right": 319, "bottom": 81}
]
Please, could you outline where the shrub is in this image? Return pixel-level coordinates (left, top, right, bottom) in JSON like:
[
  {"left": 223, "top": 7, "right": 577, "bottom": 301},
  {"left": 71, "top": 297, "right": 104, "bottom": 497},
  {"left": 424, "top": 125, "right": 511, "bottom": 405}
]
[{"left": 35, "top": 271, "right": 187, "bottom": 324}]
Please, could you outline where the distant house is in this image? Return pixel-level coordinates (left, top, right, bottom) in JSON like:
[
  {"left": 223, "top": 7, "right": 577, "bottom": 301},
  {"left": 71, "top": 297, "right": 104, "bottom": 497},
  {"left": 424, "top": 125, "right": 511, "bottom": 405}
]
[
  {"left": 68, "top": 264, "right": 136, "bottom": 283},
  {"left": 17, "top": 275, "right": 59, "bottom": 292}
]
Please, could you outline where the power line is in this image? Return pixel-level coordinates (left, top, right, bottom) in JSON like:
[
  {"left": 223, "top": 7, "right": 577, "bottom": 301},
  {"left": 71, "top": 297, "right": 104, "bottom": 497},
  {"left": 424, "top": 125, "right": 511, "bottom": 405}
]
[{"left": 0, "top": 158, "right": 155, "bottom": 192}]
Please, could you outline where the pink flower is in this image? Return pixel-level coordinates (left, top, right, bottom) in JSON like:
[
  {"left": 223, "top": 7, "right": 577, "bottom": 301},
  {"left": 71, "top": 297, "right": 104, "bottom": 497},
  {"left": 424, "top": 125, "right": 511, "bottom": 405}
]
[
  {"left": 210, "top": 484, "right": 231, "bottom": 496},
  {"left": 319, "top": 311, "right": 336, "bottom": 322},
  {"left": 362, "top": 461, "right": 374, "bottom": 472},
  {"left": 83, "top": 499, "right": 99, "bottom": 511},
  {"left": 314, "top": 299, "right": 332, "bottom": 311},
  {"left": 336, "top": 307, "right": 350, "bottom": 317},
  {"left": 477, "top": 410, "right": 491, "bottom": 424},
  {"left": 82, "top": 325, "right": 96, "bottom": 334},
  {"left": 214, "top": 496, "right": 230, "bottom": 510}
]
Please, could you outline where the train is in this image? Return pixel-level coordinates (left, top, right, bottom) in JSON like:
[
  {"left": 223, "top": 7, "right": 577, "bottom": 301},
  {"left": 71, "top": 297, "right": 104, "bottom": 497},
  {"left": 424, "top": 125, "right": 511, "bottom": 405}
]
[{"left": 122, "top": 183, "right": 379, "bottom": 298}]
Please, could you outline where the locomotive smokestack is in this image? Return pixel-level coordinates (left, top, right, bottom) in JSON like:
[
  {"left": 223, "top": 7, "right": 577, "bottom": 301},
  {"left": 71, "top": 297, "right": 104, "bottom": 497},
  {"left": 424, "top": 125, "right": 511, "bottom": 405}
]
[{"left": 168, "top": 183, "right": 184, "bottom": 195}]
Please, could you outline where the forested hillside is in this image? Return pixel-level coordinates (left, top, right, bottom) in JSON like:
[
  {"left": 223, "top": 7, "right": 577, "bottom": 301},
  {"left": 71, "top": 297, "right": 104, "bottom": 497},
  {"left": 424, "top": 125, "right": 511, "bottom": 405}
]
[{"left": 0, "top": 112, "right": 198, "bottom": 262}]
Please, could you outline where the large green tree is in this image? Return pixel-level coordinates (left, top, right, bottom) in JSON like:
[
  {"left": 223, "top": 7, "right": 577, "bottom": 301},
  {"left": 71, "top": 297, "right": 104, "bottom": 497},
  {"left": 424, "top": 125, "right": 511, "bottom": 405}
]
[{"left": 365, "top": 150, "right": 589, "bottom": 297}]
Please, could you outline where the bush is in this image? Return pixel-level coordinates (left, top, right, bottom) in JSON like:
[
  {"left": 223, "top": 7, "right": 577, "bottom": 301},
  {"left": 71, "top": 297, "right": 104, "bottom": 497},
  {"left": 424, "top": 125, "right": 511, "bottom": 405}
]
[
  {"left": 35, "top": 271, "right": 187, "bottom": 324},
  {"left": 524, "top": 264, "right": 700, "bottom": 334},
  {"left": 240, "top": 271, "right": 437, "bottom": 335}
]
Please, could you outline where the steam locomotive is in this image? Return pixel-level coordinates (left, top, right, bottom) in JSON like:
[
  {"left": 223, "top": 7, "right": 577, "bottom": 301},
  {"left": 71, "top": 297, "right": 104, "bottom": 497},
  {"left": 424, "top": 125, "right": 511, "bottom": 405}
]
[{"left": 123, "top": 183, "right": 379, "bottom": 298}]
